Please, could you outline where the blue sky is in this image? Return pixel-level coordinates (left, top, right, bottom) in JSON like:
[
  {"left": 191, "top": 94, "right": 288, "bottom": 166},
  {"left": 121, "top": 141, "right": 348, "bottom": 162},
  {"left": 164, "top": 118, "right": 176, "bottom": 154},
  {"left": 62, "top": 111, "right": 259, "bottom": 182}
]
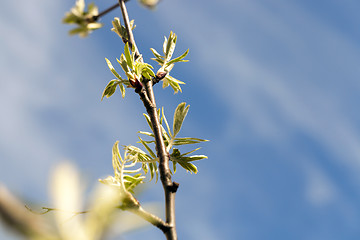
[{"left": 1, "top": 0, "right": 360, "bottom": 239}]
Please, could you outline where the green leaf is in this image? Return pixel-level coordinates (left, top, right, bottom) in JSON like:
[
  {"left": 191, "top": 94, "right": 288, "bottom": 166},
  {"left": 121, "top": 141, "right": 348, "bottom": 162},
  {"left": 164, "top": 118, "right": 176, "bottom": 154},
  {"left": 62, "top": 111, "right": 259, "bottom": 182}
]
[
  {"left": 166, "top": 49, "right": 189, "bottom": 66},
  {"left": 105, "top": 58, "right": 122, "bottom": 80},
  {"left": 87, "top": 22, "right": 103, "bottom": 30},
  {"left": 173, "top": 137, "right": 209, "bottom": 146},
  {"left": 112, "top": 141, "right": 123, "bottom": 172},
  {"left": 138, "top": 131, "right": 154, "bottom": 138},
  {"left": 168, "top": 76, "right": 184, "bottom": 93},
  {"left": 172, "top": 161, "right": 177, "bottom": 173},
  {"left": 150, "top": 48, "right": 163, "bottom": 60},
  {"left": 111, "top": 17, "right": 124, "bottom": 38},
  {"left": 87, "top": 2, "right": 98, "bottom": 16},
  {"left": 124, "top": 42, "right": 134, "bottom": 70},
  {"left": 73, "top": 0, "right": 85, "bottom": 16},
  {"left": 164, "top": 31, "right": 177, "bottom": 62},
  {"left": 124, "top": 145, "right": 152, "bottom": 163},
  {"left": 124, "top": 145, "right": 159, "bottom": 182},
  {"left": 119, "top": 83, "right": 126, "bottom": 98},
  {"left": 173, "top": 102, "right": 189, "bottom": 137},
  {"left": 181, "top": 155, "right": 208, "bottom": 162},
  {"left": 162, "top": 108, "right": 172, "bottom": 138},
  {"left": 99, "top": 141, "right": 146, "bottom": 193},
  {"left": 135, "top": 62, "right": 155, "bottom": 79},
  {"left": 162, "top": 78, "right": 170, "bottom": 89},
  {"left": 68, "top": 27, "right": 87, "bottom": 36},
  {"left": 160, "top": 125, "right": 171, "bottom": 145},
  {"left": 181, "top": 147, "right": 201, "bottom": 156},
  {"left": 143, "top": 113, "right": 153, "bottom": 132},
  {"left": 117, "top": 55, "right": 130, "bottom": 74},
  {"left": 178, "top": 161, "right": 197, "bottom": 173},
  {"left": 138, "top": 137, "right": 156, "bottom": 158},
  {"left": 101, "top": 79, "right": 120, "bottom": 100},
  {"left": 162, "top": 36, "right": 168, "bottom": 57}
]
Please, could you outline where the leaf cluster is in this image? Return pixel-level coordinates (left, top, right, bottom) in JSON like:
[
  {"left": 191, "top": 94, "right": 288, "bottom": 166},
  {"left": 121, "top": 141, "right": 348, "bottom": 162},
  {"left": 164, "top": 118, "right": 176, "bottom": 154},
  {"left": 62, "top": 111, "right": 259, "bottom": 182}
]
[
  {"left": 62, "top": 0, "right": 103, "bottom": 37},
  {"left": 111, "top": 17, "right": 136, "bottom": 43},
  {"left": 99, "top": 141, "right": 145, "bottom": 194},
  {"left": 102, "top": 28, "right": 189, "bottom": 99},
  {"left": 151, "top": 32, "right": 189, "bottom": 93},
  {"left": 102, "top": 42, "right": 155, "bottom": 99},
  {"left": 134, "top": 103, "right": 208, "bottom": 178}
]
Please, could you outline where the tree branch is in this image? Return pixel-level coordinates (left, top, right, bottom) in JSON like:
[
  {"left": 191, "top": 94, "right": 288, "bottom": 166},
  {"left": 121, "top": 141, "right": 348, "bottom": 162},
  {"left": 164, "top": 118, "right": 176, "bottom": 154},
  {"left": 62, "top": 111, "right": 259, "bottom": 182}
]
[
  {"left": 87, "top": 3, "right": 120, "bottom": 23},
  {"left": 127, "top": 205, "right": 171, "bottom": 233},
  {"left": 118, "top": 1, "right": 178, "bottom": 239},
  {"left": 118, "top": 0, "right": 140, "bottom": 60}
]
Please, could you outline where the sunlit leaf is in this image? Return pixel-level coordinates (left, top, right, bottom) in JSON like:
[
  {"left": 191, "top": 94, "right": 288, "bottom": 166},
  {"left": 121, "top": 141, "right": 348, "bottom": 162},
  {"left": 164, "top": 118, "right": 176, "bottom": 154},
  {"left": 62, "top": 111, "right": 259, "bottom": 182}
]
[
  {"left": 162, "top": 36, "right": 168, "bottom": 57},
  {"left": 164, "top": 32, "right": 177, "bottom": 62},
  {"left": 143, "top": 113, "right": 153, "bottom": 132},
  {"left": 161, "top": 108, "right": 172, "bottom": 138},
  {"left": 100, "top": 142, "right": 145, "bottom": 194},
  {"left": 173, "top": 137, "right": 209, "bottom": 146},
  {"left": 138, "top": 137, "right": 156, "bottom": 158},
  {"left": 101, "top": 79, "right": 120, "bottom": 100},
  {"left": 87, "top": 22, "right": 103, "bottom": 30},
  {"left": 105, "top": 58, "right": 123, "bottom": 80},
  {"left": 177, "top": 161, "right": 197, "bottom": 173},
  {"left": 138, "top": 131, "right": 154, "bottom": 138},
  {"left": 173, "top": 102, "right": 189, "bottom": 137},
  {"left": 150, "top": 48, "right": 163, "bottom": 60},
  {"left": 118, "top": 55, "right": 130, "bottom": 74},
  {"left": 166, "top": 49, "right": 189, "bottom": 66},
  {"left": 124, "top": 42, "right": 134, "bottom": 70}
]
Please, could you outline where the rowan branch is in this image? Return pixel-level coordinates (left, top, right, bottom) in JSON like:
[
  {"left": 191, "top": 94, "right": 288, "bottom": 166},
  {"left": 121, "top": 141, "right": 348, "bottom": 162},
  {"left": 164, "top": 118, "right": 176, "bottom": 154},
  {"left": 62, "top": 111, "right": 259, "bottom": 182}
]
[{"left": 118, "top": 1, "right": 178, "bottom": 239}]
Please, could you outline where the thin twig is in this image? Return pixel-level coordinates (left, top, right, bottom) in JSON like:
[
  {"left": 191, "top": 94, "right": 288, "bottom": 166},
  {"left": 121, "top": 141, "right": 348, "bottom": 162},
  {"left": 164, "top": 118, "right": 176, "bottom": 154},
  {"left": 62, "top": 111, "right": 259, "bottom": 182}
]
[
  {"left": 25, "top": 205, "right": 89, "bottom": 215},
  {"left": 86, "top": 1, "right": 130, "bottom": 23},
  {"left": 118, "top": 0, "right": 140, "bottom": 60},
  {"left": 97, "top": 3, "right": 120, "bottom": 19}
]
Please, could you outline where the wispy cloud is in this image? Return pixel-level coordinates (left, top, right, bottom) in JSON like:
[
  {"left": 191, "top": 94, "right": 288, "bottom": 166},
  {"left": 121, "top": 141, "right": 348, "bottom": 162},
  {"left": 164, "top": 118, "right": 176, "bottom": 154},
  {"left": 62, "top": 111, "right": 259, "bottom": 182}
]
[{"left": 160, "top": 1, "right": 360, "bottom": 172}]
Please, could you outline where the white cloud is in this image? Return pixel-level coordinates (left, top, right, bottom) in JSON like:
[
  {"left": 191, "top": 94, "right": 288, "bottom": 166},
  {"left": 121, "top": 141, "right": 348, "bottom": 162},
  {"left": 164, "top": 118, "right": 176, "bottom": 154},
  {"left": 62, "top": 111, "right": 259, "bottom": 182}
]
[
  {"left": 303, "top": 162, "right": 336, "bottom": 206},
  {"left": 0, "top": 1, "right": 143, "bottom": 194},
  {"left": 159, "top": 1, "right": 360, "bottom": 173}
]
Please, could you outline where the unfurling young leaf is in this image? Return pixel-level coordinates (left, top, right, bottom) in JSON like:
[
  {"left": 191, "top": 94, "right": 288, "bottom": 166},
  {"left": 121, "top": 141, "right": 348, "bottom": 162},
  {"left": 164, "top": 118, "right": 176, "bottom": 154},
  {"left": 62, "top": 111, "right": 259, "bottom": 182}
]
[
  {"left": 164, "top": 31, "right": 177, "bottom": 63},
  {"left": 163, "top": 75, "right": 185, "bottom": 94},
  {"left": 150, "top": 31, "right": 189, "bottom": 93},
  {"left": 124, "top": 42, "right": 134, "bottom": 70},
  {"left": 103, "top": 58, "right": 129, "bottom": 98},
  {"left": 112, "top": 18, "right": 136, "bottom": 43},
  {"left": 105, "top": 58, "right": 122, "bottom": 80},
  {"left": 99, "top": 141, "right": 145, "bottom": 194},
  {"left": 101, "top": 79, "right": 120, "bottom": 100},
  {"left": 138, "top": 103, "right": 208, "bottom": 174},
  {"left": 173, "top": 102, "right": 189, "bottom": 137},
  {"left": 166, "top": 49, "right": 189, "bottom": 67},
  {"left": 169, "top": 148, "right": 208, "bottom": 174},
  {"left": 124, "top": 145, "right": 159, "bottom": 181}
]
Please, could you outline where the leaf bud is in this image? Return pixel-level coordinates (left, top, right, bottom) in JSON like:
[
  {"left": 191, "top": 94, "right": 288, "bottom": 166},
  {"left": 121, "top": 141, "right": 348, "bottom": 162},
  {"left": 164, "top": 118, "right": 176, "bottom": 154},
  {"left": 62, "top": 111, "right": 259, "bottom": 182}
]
[
  {"left": 156, "top": 71, "right": 167, "bottom": 80},
  {"left": 129, "top": 77, "right": 143, "bottom": 91}
]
